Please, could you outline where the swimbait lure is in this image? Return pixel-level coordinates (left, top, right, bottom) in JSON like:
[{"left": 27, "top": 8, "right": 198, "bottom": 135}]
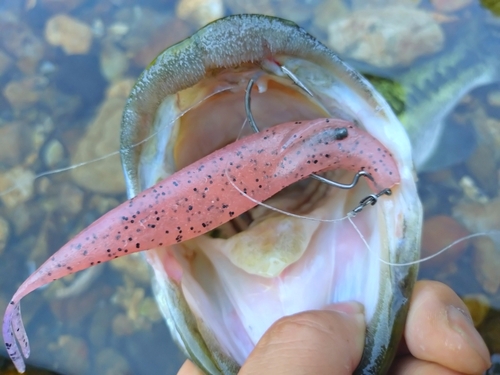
[{"left": 3, "top": 117, "right": 399, "bottom": 373}]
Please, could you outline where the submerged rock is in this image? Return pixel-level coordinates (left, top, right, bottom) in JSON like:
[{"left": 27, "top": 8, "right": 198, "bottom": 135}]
[
  {"left": 0, "top": 167, "right": 35, "bottom": 209},
  {"left": 45, "top": 14, "right": 93, "bottom": 55},
  {"left": 176, "top": 0, "right": 224, "bottom": 27},
  {"left": 70, "top": 80, "right": 135, "bottom": 194},
  {"left": 327, "top": 6, "right": 444, "bottom": 67}
]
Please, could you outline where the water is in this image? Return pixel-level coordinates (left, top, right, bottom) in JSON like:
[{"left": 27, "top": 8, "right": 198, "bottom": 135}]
[{"left": 0, "top": 0, "right": 499, "bottom": 374}]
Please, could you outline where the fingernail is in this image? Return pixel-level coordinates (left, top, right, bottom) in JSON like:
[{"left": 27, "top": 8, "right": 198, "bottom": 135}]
[
  {"left": 447, "top": 305, "right": 491, "bottom": 367},
  {"left": 324, "top": 301, "right": 365, "bottom": 316}
]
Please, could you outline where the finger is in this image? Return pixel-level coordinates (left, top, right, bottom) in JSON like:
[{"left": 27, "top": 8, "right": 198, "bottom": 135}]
[
  {"left": 177, "top": 360, "right": 205, "bottom": 375},
  {"left": 404, "top": 280, "right": 491, "bottom": 374},
  {"left": 239, "top": 301, "right": 366, "bottom": 375},
  {"left": 392, "top": 356, "right": 471, "bottom": 375}
]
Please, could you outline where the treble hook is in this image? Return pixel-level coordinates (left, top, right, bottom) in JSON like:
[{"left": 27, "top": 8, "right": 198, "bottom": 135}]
[{"left": 244, "top": 78, "right": 373, "bottom": 190}]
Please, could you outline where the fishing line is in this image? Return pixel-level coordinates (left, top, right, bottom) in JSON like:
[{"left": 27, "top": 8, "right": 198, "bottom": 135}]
[
  {"left": 347, "top": 214, "right": 500, "bottom": 267},
  {"left": 0, "top": 87, "right": 233, "bottom": 198},
  {"left": 226, "top": 174, "right": 351, "bottom": 223},
  {"left": 226, "top": 104, "right": 355, "bottom": 223}
]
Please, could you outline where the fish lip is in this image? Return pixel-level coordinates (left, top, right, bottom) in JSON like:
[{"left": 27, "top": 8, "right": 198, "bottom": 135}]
[{"left": 120, "top": 13, "right": 422, "bottom": 373}]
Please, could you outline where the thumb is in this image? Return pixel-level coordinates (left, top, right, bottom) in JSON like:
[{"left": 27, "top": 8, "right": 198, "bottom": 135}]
[{"left": 239, "top": 302, "right": 366, "bottom": 375}]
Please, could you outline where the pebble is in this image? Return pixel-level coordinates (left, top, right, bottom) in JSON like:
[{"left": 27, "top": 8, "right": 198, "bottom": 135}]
[
  {"left": 47, "top": 335, "right": 89, "bottom": 374},
  {"left": 176, "top": 0, "right": 224, "bottom": 27},
  {"left": 110, "top": 254, "right": 151, "bottom": 284},
  {"left": 327, "top": 6, "right": 444, "bottom": 67},
  {"left": 312, "top": 0, "right": 349, "bottom": 33},
  {"left": 226, "top": 0, "right": 319, "bottom": 22},
  {"left": 100, "top": 43, "right": 129, "bottom": 82},
  {"left": 112, "top": 313, "right": 136, "bottom": 336},
  {"left": 0, "top": 167, "right": 35, "bottom": 209},
  {"left": 42, "top": 138, "right": 65, "bottom": 168},
  {"left": 45, "top": 14, "right": 93, "bottom": 55},
  {"left": 454, "top": 197, "right": 500, "bottom": 234},
  {"left": 58, "top": 183, "right": 84, "bottom": 215},
  {"left": 95, "top": 347, "right": 131, "bottom": 375},
  {"left": 3, "top": 78, "right": 40, "bottom": 110},
  {"left": 0, "top": 216, "right": 9, "bottom": 256},
  {"left": 70, "top": 81, "right": 130, "bottom": 194},
  {"left": 0, "top": 123, "right": 24, "bottom": 167},
  {"left": 0, "top": 11, "right": 45, "bottom": 74}
]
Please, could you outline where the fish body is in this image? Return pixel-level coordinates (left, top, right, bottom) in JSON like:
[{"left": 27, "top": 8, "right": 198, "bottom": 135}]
[
  {"left": 3, "top": 14, "right": 422, "bottom": 375},
  {"left": 2, "top": 117, "right": 399, "bottom": 373},
  {"left": 120, "top": 14, "right": 421, "bottom": 375},
  {"left": 365, "top": 19, "right": 500, "bottom": 171}
]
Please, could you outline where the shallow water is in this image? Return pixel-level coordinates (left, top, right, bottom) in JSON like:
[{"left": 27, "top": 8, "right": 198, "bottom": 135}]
[{"left": 0, "top": 0, "right": 499, "bottom": 374}]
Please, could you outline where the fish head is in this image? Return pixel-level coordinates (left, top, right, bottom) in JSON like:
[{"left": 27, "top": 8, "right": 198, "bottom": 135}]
[{"left": 120, "top": 14, "right": 422, "bottom": 375}]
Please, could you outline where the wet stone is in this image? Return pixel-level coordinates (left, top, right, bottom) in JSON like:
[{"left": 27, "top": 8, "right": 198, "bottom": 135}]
[
  {"left": 0, "top": 11, "right": 45, "bottom": 74},
  {"left": 0, "top": 167, "right": 35, "bottom": 209},
  {"left": 350, "top": 0, "right": 422, "bottom": 8},
  {"left": 3, "top": 78, "right": 40, "bottom": 110},
  {"left": 42, "top": 138, "right": 65, "bottom": 169},
  {"left": 57, "top": 183, "right": 84, "bottom": 215},
  {"left": 45, "top": 14, "right": 93, "bottom": 55},
  {"left": 8, "top": 202, "right": 33, "bottom": 235},
  {"left": 47, "top": 335, "right": 89, "bottom": 374},
  {"left": 110, "top": 254, "right": 151, "bottom": 284},
  {"left": 0, "top": 123, "right": 25, "bottom": 168},
  {"left": 176, "top": 0, "right": 224, "bottom": 27},
  {"left": 112, "top": 313, "right": 136, "bottom": 336},
  {"left": 327, "top": 6, "right": 445, "bottom": 67},
  {"left": 95, "top": 347, "right": 131, "bottom": 375},
  {"left": 70, "top": 81, "right": 132, "bottom": 194},
  {"left": 100, "top": 43, "right": 129, "bottom": 82},
  {"left": 226, "top": 0, "right": 320, "bottom": 23}
]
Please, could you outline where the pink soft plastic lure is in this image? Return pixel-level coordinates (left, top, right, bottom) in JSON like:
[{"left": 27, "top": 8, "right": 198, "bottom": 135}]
[{"left": 3, "top": 118, "right": 399, "bottom": 373}]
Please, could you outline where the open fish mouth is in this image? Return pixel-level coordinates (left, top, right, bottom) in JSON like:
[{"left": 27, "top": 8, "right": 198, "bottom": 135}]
[{"left": 120, "top": 14, "right": 422, "bottom": 374}]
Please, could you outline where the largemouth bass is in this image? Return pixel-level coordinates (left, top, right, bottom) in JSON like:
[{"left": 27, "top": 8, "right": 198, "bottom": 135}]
[
  {"left": 120, "top": 14, "right": 421, "bottom": 374},
  {"left": 2, "top": 14, "right": 422, "bottom": 375},
  {"left": 363, "top": 15, "right": 500, "bottom": 171}
]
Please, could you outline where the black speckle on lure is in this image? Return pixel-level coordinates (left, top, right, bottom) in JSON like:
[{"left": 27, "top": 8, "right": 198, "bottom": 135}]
[{"left": 2, "top": 118, "right": 400, "bottom": 373}]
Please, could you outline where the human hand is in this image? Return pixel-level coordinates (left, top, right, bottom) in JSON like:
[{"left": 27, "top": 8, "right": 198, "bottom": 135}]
[{"left": 177, "top": 280, "right": 491, "bottom": 375}]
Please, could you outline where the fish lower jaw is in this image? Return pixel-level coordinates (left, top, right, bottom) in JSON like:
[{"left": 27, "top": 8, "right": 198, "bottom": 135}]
[{"left": 147, "top": 188, "right": 385, "bottom": 366}]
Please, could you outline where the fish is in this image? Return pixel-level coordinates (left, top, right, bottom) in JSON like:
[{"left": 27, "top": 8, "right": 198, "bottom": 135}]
[
  {"left": 3, "top": 14, "right": 422, "bottom": 375},
  {"left": 361, "top": 16, "right": 500, "bottom": 171},
  {"left": 3, "top": 117, "right": 398, "bottom": 372},
  {"left": 119, "top": 14, "right": 421, "bottom": 375}
]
